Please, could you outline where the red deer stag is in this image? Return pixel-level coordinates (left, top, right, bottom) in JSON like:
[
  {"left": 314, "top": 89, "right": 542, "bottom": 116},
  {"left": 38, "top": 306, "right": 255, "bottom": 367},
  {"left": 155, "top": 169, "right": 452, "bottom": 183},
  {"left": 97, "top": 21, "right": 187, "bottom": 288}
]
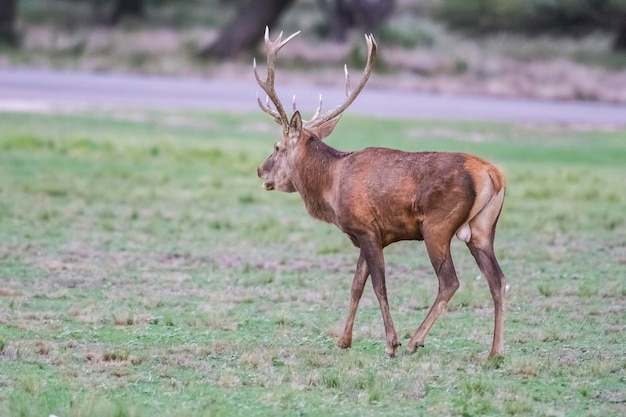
[{"left": 255, "top": 28, "right": 507, "bottom": 358}]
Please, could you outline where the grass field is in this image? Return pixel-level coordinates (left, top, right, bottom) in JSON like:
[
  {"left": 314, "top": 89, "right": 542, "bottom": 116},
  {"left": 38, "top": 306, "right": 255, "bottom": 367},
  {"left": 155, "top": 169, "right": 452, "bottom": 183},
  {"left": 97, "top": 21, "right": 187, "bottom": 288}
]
[{"left": 0, "top": 109, "right": 625, "bottom": 416}]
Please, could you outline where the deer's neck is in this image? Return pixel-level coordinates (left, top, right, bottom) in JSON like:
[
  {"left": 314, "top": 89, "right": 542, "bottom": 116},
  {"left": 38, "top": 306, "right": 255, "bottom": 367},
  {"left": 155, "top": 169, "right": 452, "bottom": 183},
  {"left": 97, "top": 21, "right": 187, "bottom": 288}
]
[{"left": 292, "top": 138, "right": 349, "bottom": 224}]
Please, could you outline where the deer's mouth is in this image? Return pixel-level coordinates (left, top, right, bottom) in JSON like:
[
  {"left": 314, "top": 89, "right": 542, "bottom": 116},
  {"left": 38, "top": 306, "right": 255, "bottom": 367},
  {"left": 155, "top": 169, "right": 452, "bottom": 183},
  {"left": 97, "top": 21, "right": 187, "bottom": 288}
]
[{"left": 263, "top": 181, "right": 275, "bottom": 191}]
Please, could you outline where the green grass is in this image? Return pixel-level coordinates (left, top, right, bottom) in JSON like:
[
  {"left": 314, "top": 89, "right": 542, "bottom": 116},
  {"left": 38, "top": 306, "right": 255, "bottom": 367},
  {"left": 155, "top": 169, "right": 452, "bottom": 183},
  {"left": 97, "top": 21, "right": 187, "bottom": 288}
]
[{"left": 0, "top": 110, "right": 625, "bottom": 416}]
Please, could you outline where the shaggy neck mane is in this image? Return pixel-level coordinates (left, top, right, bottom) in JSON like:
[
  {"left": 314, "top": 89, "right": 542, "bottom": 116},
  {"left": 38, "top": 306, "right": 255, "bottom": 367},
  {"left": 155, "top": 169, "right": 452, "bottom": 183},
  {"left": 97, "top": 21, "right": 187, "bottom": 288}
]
[{"left": 293, "top": 136, "right": 350, "bottom": 224}]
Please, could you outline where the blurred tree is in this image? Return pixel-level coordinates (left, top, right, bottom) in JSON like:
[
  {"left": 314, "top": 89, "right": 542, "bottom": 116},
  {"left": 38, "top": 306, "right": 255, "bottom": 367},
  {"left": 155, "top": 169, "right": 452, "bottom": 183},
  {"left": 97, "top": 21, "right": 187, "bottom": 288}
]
[
  {"left": 202, "top": 0, "right": 395, "bottom": 60},
  {"left": 199, "top": 0, "right": 295, "bottom": 60},
  {"left": 317, "top": 0, "right": 395, "bottom": 42},
  {"left": 109, "top": 0, "right": 145, "bottom": 24},
  {"left": 612, "top": 13, "right": 626, "bottom": 50},
  {"left": 0, "top": 0, "right": 18, "bottom": 47},
  {"left": 435, "top": 0, "right": 626, "bottom": 52},
  {"left": 615, "top": 20, "right": 626, "bottom": 49}
]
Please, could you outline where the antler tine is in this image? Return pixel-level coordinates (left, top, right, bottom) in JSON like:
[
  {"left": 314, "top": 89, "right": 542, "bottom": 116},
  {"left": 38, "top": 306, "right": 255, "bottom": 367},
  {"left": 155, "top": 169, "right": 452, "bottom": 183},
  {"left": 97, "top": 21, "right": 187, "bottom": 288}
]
[
  {"left": 253, "top": 27, "right": 301, "bottom": 128},
  {"left": 256, "top": 91, "right": 282, "bottom": 125},
  {"left": 311, "top": 94, "right": 323, "bottom": 120},
  {"left": 304, "top": 33, "right": 377, "bottom": 129},
  {"left": 253, "top": 59, "right": 282, "bottom": 124},
  {"left": 265, "top": 26, "right": 301, "bottom": 52}
]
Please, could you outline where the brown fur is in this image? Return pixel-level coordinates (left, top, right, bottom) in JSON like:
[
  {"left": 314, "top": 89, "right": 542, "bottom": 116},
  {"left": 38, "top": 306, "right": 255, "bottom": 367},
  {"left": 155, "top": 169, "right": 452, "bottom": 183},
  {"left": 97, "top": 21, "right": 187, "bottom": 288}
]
[{"left": 258, "top": 112, "right": 507, "bottom": 358}]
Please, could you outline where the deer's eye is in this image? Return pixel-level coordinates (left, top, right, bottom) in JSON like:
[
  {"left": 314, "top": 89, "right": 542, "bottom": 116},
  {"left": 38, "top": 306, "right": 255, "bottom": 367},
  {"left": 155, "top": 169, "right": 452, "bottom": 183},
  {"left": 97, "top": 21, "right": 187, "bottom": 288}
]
[{"left": 274, "top": 144, "right": 280, "bottom": 152}]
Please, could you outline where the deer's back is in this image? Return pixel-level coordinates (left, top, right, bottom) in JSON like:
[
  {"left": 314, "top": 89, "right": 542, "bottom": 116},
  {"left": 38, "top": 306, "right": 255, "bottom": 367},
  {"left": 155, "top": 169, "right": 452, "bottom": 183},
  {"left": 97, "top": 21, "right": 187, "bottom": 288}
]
[{"left": 333, "top": 148, "right": 503, "bottom": 245}]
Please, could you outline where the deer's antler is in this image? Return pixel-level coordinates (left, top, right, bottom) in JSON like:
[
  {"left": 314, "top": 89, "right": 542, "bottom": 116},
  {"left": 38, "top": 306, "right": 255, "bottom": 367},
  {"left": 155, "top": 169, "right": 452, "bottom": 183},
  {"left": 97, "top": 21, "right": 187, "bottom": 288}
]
[
  {"left": 253, "top": 27, "right": 301, "bottom": 129},
  {"left": 303, "top": 34, "right": 377, "bottom": 129}
]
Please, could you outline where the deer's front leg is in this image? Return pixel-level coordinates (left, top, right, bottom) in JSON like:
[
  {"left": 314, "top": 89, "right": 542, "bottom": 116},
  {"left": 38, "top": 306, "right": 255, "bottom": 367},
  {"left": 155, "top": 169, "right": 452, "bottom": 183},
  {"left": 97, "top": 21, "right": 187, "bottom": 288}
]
[
  {"left": 337, "top": 252, "right": 369, "bottom": 349},
  {"left": 360, "top": 237, "right": 400, "bottom": 357}
]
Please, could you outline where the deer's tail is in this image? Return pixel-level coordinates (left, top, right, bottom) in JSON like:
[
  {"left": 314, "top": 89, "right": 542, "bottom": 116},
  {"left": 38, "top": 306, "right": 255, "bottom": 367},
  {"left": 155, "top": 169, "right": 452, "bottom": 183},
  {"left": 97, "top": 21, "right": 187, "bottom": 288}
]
[{"left": 456, "top": 161, "right": 505, "bottom": 243}]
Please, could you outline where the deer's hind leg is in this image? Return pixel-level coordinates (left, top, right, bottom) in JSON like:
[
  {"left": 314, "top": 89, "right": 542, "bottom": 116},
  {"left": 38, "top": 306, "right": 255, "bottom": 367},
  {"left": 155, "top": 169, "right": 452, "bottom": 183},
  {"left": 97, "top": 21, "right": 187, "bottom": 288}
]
[
  {"left": 467, "top": 240, "right": 505, "bottom": 358},
  {"left": 467, "top": 188, "right": 506, "bottom": 358},
  {"left": 407, "top": 223, "right": 460, "bottom": 353}
]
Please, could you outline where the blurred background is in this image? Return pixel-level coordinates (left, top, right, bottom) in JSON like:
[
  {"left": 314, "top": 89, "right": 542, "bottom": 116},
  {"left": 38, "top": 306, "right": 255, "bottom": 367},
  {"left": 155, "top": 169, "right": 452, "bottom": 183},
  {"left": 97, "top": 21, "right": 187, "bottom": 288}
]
[{"left": 1, "top": 0, "right": 626, "bottom": 103}]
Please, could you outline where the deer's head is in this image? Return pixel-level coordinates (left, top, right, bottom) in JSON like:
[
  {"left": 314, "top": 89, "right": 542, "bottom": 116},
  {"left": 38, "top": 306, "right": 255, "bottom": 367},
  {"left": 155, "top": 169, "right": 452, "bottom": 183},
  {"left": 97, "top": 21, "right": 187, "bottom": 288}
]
[
  {"left": 257, "top": 111, "right": 342, "bottom": 192},
  {"left": 254, "top": 27, "right": 377, "bottom": 193}
]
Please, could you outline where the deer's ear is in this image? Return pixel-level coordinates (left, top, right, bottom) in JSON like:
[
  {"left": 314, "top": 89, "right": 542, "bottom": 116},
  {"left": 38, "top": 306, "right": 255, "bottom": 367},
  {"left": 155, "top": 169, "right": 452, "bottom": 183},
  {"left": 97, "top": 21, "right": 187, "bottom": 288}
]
[
  {"left": 288, "top": 111, "right": 303, "bottom": 139},
  {"left": 313, "top": 116, "right": 341, "bottom": 140}
]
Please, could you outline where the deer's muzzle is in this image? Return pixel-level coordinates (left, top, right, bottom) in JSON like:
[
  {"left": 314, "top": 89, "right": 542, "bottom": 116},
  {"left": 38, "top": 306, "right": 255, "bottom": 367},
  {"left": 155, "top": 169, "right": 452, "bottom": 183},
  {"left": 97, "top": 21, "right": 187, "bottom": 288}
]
[{"left": 257, "top": 165, "right": 274, "bottom": 190}]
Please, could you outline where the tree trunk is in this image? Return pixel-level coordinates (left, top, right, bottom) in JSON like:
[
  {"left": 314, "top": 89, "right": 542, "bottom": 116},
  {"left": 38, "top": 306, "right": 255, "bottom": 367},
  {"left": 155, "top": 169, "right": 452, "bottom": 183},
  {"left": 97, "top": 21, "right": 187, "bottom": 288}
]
[
  {"left": 613, "top": 18, "right": 626, "bottom": 51},
  {"left": 317, "top": 0, "right": 352, "bottom": 42},
  {"left": 91, "top": 0, "right": 107, "bottom": 25},
  {"left": 199, "top": 0, "right": 295, "bottom": 60},
  {"left": 0, "top": 0, "right": 18, "bottom": 47},
  {"left": 317, "top": 0, "right": 395, "bottom": 42},
  {"left": 109, "top": 0, "right": 145, "bottom": 25}
]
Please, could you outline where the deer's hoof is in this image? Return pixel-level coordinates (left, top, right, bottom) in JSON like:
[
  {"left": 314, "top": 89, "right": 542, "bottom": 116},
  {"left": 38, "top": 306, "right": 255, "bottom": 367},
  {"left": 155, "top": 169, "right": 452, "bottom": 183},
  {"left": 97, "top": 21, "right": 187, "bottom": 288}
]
[
  {"left": 336, "top": 338, "right": 352, "bottom": 349},
  {"left": 385, "top": 339, "right": 401, "bottom": 358},
  {"left": 406, "top": 342, "right": 425, "bottom": 355},
  {"left": 486, "top": 353, "right": 505, "bottom": 369}
]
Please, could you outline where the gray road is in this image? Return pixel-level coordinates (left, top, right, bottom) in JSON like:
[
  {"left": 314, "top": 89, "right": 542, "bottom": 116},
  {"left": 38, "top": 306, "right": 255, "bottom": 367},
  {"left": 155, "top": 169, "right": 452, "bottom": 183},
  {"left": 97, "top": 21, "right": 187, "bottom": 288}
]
[{"left": 1, "top": 67, "right": 626, "bottom": 125}]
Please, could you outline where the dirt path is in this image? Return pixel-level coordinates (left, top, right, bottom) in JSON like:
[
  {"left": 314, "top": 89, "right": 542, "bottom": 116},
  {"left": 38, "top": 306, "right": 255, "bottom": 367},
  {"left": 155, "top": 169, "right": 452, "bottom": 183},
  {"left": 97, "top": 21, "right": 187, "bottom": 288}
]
[{"left": 1, "top": 68, "right": 626, "bottom": 126}]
